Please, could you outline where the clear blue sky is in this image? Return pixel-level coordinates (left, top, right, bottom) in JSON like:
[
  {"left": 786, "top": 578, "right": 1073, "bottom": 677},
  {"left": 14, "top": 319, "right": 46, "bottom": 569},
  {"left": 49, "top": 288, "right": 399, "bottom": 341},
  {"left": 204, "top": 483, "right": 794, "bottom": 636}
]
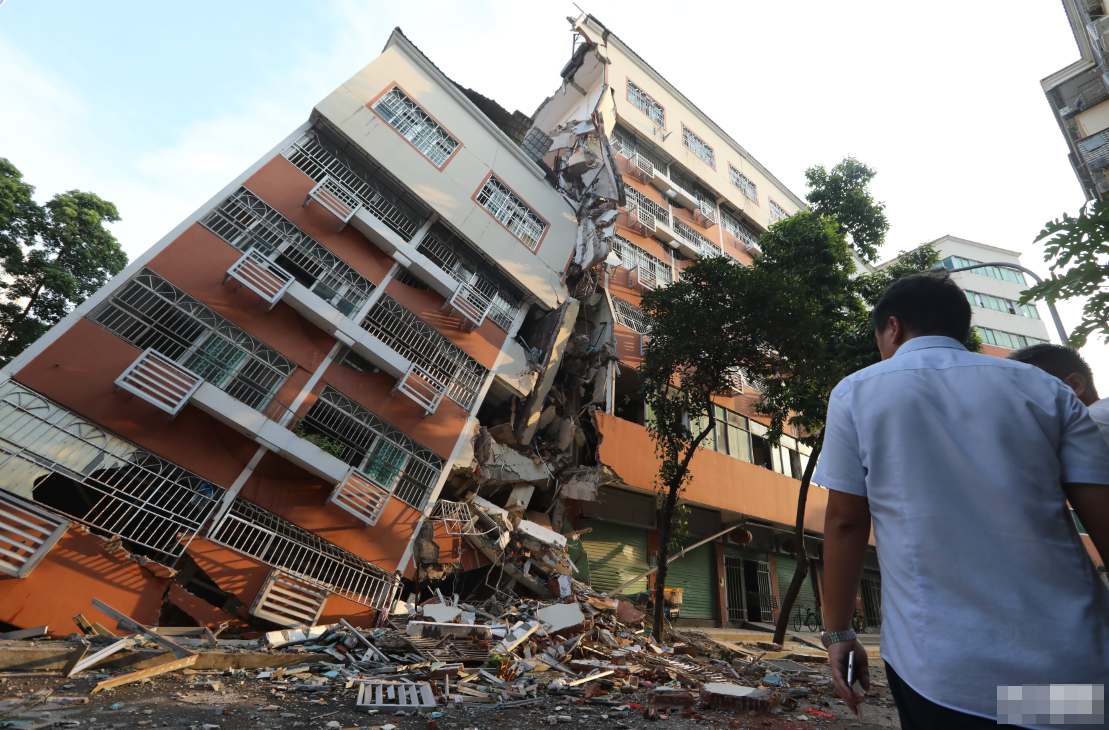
[{"left": 1, "top": 1, "right": 1101, "bottom": 378}]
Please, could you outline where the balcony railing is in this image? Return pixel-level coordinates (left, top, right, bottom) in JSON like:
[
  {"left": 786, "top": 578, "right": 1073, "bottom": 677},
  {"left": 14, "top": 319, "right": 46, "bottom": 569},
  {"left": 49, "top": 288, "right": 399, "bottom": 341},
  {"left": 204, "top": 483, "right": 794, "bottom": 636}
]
[
  {"left": 327, "top": 469, "right": 392, "bottom": 527},
  {"left": 628, "top": 152, "right": 655, "bottom": 183},
  {"left": 443, "top": 282, "right": 493, "bottom": 332},
  {"left": 224, "top": 249, "right": 295, "bottom": 309},
  {"left": 304, "top": 176, "right": 362, "bottom": 232},
  {"left": 693, "top": 202, "right": 717, "bottom": 228},
  {"left": 391, "top": 363, "right": 447, "bottom": 417},
  {"left": 629, "top": 263, "right": 659, "bottom": 292},
  {"left": 624, "top": 200, "right": 656, "bottom": 238}
]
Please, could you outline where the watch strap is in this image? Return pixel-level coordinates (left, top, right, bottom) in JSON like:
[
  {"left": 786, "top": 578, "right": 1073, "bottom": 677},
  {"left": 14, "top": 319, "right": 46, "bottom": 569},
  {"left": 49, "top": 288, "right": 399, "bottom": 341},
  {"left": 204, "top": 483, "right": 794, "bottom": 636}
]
[{"left": 820, "top": 629, "right": 856, "bottom": 648}]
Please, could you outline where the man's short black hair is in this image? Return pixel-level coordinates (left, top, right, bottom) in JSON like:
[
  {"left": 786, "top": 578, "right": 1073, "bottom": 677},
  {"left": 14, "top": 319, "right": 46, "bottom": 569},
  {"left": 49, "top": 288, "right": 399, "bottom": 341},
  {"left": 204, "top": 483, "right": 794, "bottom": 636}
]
[
  {"left": 872, "top": 270, "right": 972, "bottom": 341},
  {"left": 1007, "top": 343, "right": 1094, "bottom": 385}
]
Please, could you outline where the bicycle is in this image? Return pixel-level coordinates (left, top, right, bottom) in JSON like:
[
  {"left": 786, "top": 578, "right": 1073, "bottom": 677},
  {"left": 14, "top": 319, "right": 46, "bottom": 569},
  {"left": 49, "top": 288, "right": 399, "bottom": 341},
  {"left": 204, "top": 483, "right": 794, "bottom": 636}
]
[
  {"left": 792, "top": 605, "right": 821, "bottom": 633},
  {"left": 851, "top": 608, "right": 869, "bottom": 634}
]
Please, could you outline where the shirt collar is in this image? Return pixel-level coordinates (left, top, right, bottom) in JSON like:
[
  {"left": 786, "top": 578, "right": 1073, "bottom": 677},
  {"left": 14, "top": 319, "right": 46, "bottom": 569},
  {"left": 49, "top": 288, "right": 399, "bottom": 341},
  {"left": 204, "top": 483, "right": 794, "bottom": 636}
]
[{"left": 893, "top": 335, "right": 968, "bottom": 358}]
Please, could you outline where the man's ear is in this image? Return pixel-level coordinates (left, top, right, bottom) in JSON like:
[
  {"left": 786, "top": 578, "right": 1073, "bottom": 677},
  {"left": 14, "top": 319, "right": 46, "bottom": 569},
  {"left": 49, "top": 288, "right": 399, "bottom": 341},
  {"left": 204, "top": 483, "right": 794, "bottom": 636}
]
[{"left": 1063, "top": 372, "right": 1088, "bottom": 399}]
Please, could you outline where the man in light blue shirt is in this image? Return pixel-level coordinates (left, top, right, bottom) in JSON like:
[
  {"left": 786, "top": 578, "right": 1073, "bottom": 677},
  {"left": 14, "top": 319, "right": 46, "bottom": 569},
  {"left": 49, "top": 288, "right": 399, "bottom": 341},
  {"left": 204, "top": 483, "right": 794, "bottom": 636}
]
[{"left": 814, "top": 271, "right": 1109, "bottom": 729}]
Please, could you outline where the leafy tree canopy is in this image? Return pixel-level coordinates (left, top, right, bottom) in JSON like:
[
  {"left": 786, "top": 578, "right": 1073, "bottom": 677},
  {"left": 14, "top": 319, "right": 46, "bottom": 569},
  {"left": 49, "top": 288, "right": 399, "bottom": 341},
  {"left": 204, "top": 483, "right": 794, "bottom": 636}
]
[
  {"left": 805, "top": 157, "right": 889, "bottom": 263},
  {"left": 0, "top": 158, "right": 128, "bottom": 365}
]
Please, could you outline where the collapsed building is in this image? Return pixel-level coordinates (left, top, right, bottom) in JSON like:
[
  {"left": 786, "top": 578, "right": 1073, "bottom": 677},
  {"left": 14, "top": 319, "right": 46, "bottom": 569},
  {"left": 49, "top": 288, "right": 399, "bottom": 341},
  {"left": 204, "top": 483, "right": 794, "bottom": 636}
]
[{"left": 0, "top": 13, "right": 895, "bottom": 638}]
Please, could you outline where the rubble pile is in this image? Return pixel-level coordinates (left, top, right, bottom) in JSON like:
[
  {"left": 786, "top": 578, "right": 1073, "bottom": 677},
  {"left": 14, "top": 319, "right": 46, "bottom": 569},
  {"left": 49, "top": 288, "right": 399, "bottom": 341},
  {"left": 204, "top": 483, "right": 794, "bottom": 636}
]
[{"left": 0, "top": 587, "right": 892, "bottom": 728}]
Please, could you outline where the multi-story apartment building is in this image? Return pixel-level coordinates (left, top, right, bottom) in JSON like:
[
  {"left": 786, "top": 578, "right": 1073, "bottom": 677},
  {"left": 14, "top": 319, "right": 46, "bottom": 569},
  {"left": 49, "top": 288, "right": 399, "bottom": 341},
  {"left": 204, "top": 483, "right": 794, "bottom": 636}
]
[
  {"left": 931, "top": 235, "right": 1051, "bottom": 355},
  {"left": 1042, "top": 0, "right": 1109, "bottom": 200},
  {"left": 0, "top": 13, "right": 905, "bottom": 636}
]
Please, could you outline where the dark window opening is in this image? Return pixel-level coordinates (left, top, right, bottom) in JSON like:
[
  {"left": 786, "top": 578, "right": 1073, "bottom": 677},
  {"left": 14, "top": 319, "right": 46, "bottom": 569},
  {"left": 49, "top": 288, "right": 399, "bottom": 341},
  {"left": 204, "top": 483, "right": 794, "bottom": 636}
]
[
  {"left": 614, "top": 367, "right": 645, "bottom": 425},
  {"left": 750, "top": 435, "right": 772, "bottom": 470}
]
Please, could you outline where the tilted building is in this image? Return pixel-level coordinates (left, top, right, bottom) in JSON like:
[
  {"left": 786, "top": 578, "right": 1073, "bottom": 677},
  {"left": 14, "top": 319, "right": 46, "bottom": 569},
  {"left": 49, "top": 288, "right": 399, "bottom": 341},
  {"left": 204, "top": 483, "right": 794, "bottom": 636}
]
[{"left": 0, "top": 14, "right": 907, "bottom": 635}]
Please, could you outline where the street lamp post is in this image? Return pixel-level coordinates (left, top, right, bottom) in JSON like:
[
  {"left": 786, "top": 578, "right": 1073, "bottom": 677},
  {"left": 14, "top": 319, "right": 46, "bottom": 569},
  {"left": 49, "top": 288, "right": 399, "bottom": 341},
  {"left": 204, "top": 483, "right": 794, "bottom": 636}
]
[{"left": 932, "top": 262, "right": 1069, "bottom": 344}]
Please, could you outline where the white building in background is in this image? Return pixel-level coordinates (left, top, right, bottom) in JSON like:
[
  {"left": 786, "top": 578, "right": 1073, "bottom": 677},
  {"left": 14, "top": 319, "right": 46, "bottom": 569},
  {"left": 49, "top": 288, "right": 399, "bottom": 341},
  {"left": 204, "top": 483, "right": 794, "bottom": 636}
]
[{"left": 932, "top": 235, "right": 1051, "bottom": 354}]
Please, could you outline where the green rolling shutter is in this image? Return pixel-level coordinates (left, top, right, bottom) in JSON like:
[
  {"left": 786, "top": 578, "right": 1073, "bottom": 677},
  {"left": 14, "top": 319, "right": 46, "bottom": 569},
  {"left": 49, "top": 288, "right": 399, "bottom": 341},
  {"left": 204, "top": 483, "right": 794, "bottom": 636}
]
[
  {"left": 580, "top": 519, "right": 649, "bottom": 596},
  {"left": 664, "top": 541, "right": 718, "bottom": 621},
  {"left": 775, "top": 554, "right": 818, "bottom": 616}
]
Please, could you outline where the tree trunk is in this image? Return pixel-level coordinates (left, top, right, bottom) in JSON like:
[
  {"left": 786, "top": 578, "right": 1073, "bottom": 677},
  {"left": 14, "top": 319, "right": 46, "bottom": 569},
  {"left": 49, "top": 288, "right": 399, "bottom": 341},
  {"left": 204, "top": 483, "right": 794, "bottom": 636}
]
[
  {"left": 0, "top": 281, "right": 44, "bottom": 360},
  {"left": 651, "top": 418, "right": 714, "bottom": 640},
  {"left": 772, "top": 431, "right": 825, "bottom": 647}
]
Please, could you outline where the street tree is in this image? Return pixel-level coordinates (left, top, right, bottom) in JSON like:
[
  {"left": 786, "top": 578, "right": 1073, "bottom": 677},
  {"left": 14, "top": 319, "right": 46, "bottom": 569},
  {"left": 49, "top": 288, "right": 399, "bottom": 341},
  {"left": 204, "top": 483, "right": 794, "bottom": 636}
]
[
  {"left": 1020, "top": 201, "right": 1109, "bottom": 348},
  {"left": 0, "top": 158, "right": 128, "bottom": 365},
  {"left": 804, "top": 157, "right": 888, "bottom": 263}
]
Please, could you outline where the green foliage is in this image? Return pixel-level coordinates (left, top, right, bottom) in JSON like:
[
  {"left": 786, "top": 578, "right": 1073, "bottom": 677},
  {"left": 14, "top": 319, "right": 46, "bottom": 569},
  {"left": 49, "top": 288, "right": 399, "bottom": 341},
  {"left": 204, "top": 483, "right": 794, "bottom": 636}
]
[
  {"left": 293, "top": 418, "right": 346, "bottom": 457},
  {"left": 719, "top": 649, "right": 734, "bottom": 663},
  {"left": 485, "top": 652, "right": 507, "bottom": 669},
  {"left": 1020, "top": 201, "right": 1109, "bottom": 348},
  {"left": 0, "top": 158, "right": 128, "bottom": 365},
  {"left": 805, "top": 157, "right": 889, "bottom": 263}
]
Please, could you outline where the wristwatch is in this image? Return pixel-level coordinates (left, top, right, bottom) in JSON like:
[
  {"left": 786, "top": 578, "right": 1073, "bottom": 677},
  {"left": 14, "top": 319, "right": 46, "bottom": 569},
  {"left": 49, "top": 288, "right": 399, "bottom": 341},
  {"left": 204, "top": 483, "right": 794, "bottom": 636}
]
[{"left": 820, "top": 629, "right": 856, "bottom": 648}]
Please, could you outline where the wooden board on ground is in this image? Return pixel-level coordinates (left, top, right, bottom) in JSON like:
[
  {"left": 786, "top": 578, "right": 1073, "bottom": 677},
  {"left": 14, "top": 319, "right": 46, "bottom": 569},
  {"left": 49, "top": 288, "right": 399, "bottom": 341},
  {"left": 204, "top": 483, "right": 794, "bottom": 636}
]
[
  {"left": 92, "top": 654, "right": 198, "bottom": 693},
  {"left": 0, "top": 689, "right": 52, "bottom": 719},
  {"left": 67, "top": 638, "right": 136, "bottom": 677},
  {"left": 0, "top": 627, "right": 47, "bottom": 641}
]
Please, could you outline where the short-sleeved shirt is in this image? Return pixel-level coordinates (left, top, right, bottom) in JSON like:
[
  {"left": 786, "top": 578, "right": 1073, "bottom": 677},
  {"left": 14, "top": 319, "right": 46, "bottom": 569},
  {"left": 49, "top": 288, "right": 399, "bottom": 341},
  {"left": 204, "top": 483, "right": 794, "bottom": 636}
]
[
  {"left": 813, "top": 336, "right": 1109, "bottom": 724},
  {"left": 1086, "top": 396, "right": 1109, "bottom": 444}
]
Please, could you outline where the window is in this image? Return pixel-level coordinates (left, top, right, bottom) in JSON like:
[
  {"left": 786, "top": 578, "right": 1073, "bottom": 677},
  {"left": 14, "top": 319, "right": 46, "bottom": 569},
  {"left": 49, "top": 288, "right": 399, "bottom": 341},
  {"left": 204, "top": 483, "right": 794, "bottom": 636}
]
[
  {"left": 941, "top": 256, "right": 1028, "bottom": 286},
  {"left": 729, "top": 165, "right": 758, "bottom": 203},
  {"left": 975, "top": 326, "right": 1048, "bottom": 350},
  {"left": 624, "top": 186, "right": 670, "bottom": 227},
  {"left": 964, "top": 290, "right": 1041, "bottom": 320},
  {"left": 612, "top": 235, "right": 673, "bottom": 285},
  {"left": 202, "top": 187, "right": 375, "bottom": 317},
  {"left": 769, "top": 199, "right": 789, "bottom": 222},
  {"left": 682, "top": 125, "right": 715, "bottom": 168},
  {"left": 610, "top": 295, "right": 652, "bottom": 334},
  {"left": 371, "top": 86, "right": 460, "bottom": 167},
  {"left": 417, "top": 223, "right": 525, "bottom": 332},
  {"left": 475, "top": 175, "right": 547, "bottom": 250},
  {"left": 674, "top": 219, "right": 717, "bottom": 257},
  {"left": 668, "top": 165, "right": 718, "bottom": 215},
  {"left": 91, "top": 269, "right": 295, "bottom": 411},
  {"left": 299, "top": 386, "right": 444, "bottom": 509},
  {"left": 722, "top": 209, "right": 760, "bottom": 249},
  {"left": 691, "top": 406, "right": 810, "bottom": 479},
  {"left": 611, "top": 125, "right": 669, "bottom": 171},
  {"left": 627, "top": 80, "right": 665, "bottom": 127},
  {"left": 360, "top": 295, "right": 488, "bottom": 409}
]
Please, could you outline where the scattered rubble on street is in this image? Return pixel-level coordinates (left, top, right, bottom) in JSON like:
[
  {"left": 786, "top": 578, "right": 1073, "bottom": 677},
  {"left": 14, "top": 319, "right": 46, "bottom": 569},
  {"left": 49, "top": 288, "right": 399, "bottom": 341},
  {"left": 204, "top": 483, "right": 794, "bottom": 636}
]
[{"left": 0, "top": 583, "right": 901, "bottom": 730}]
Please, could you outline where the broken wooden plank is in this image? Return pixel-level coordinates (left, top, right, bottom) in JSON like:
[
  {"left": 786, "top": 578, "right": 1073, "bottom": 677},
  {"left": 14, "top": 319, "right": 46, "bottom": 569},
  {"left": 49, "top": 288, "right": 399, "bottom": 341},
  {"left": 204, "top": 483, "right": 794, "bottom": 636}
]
[
  {"left": 67, "top": 638, "right": 136, "bottom": 677},
  {"left": 59, "top": 643, "right": 89, "bottom": 678},
  {"left": 90, "top": 623, "right": 115, "bottom": 637},
  {"left": 0, "top": 689, "right": 52, "bottom": 719},
  {"left": 568, "top": 670, "right": 613, "bottom": 687},
  {"left": 71, "top": 615, "right": 94, "bottom": 636},
  {"left": 91, "top": 598, "right": 192, "bottom": 659},
  {"left": 0, "top": 626, "right": 47, "bottom": 641},
  {"left": 91, "top": 653, "right": 198, "bottom": 693}
]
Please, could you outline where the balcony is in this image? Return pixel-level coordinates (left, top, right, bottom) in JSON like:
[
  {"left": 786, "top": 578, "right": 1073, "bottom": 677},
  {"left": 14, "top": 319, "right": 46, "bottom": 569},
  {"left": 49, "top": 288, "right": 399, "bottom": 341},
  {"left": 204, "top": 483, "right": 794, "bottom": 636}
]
[
  {"left": 693, "top": 203, "right": 717, "bottom": 229},
  {"left": 624, "top": 200, "right": 657, "bottom": 238},
  {"left": 628, "top": 264, "right": 659, "bottom": 292},
  {"left": 114, "top": 349, "right": 350, "bottom": 484}
]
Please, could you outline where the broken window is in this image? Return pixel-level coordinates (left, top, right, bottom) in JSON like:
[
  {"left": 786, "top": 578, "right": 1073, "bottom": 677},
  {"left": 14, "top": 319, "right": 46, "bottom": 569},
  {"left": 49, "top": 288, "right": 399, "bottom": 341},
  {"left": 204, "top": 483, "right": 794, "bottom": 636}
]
[
  {"left": 300, "top": 386, "right": 444, "bottom": 509},
  {"left": 359, "top": 294, "right": 488, "bottom": 409},
  {"left": 209, "top": 497, "right": 397, "bottom": 609},
  {"left": 202, "top": 187, "right": 375, "bottom": 317},
  {"left": 283, "top": 125, "right": 430, "bottom": 241},
  {"left": 769, "top": 199, "right": 789, "bottom": 222},
  {"left": 729, "top": 165, "right": 758, "bottom": 203},
  {"left": 610, "top": 295, "right": 652, "bottom": 335},
  {"left": 611, "top": 235, "right": 673, "bottom": 286},
  {"left": 613, "top": 365, "right": 646, "bottom": 425},
  {"left": 475, "top": 175, "right": 547, "bottom": 250},
  {"left": 417, "top": 222, "right": 525, "bottom": 331},
  {"left": 91, "top": 269, "right": 296, "bottom": 411},
  {"left": 681, "top": 125, "right": 715, "bottom": 168},
  {"left": 0, "top": 381, "right": 224, "bottom": 565},
  {"left": 626, "top": 80, "right": 665, "bottom": 128},
  {"left": 372, "top": 86, "right": 460, "bottom": 167}
]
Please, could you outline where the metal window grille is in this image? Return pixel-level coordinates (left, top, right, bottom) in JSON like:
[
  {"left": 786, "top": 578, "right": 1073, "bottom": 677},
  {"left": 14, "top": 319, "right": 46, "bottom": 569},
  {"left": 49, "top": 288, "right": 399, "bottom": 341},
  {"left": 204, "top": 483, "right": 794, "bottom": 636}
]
[
  {"left": 90, "top": 269, "right": 295, "bottom": 411},
  {"left": 861, "top": 577, "right": 882, "bottom": 628},
  {"left": 623, "top": 186, "right": 670, "bottom": 227},
  {"left": 359, "top": 295, "right": 487, "bottom": 409},
  {"left": 728, "top": 165, "right": 758, "bottom": 203},
  {"left": 610, "top": 126, "right": 669, "bottom": 172},
  {"left": 0, "top": 380, "right": 224, "bottom": 566},
  {"left": 372, "top": 87, "right": 460, "bottom": 167},
  {"left": 721, "top": 209, "right": 760, "bottom": 250},
  {"left": 723, "top": 555, "right": 746, "bottom": 622},
  {"left": 611, "top": 235, "right": 673, "bottom": 285},
  {"left": 521, "top": 127, "right": 553, "bottom": 163},
  {"left": 392, "top": 268, "right": 431, "bottom": 291},
  {"left": 610, "top": 295, "right": 652, "bottom": 335},
  {"left": 333, "top": 346, "right": 379, "bottom": 373},
  {"left": 681, "top": 125, "right": 715, "bottom": 167},
  {"left": 769, "top": 199, "right": 789, "bottom": 222},
  {"left": 416, "top": 223, "right": 524, "bottom": 332},
  {"left": 282, "top": 127, "right": 429, "bottom": 241},
  {"left": 627, "top": 81, "right": 665, "bottom": 128},
  {"left": 300, "top": 386, "right": 444, "bottom": 510},
  {"left": 668, "top": 165, "right": 718, "bottom": 216},
  {"left": 475, "top": 175, "right": 547, "bottom": 250},
  {"left": 674, "top": 219, "right": 717, "bottom": 257},
  {"left": 210, "top": 497, "right": 397, "bottom": 609},
  {"left": 202, "top": 187, "right": 374, "bottom": 317},
  {"left": 975, "top": 326, "right": 1046, "bottom": 349}
]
